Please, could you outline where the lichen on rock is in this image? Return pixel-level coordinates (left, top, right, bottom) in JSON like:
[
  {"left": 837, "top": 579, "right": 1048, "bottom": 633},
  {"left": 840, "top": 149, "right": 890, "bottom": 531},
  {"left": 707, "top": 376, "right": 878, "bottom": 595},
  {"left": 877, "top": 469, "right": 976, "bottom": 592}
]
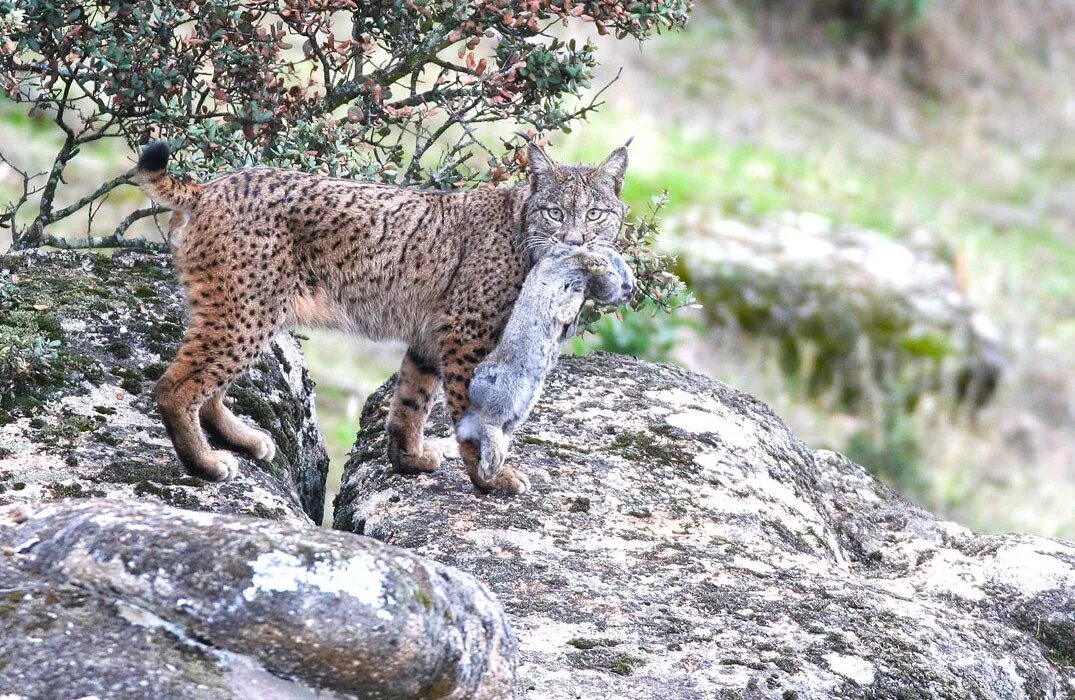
[
  {"left": 0, "top": 499, "right": 516, "bottom": 699},
  {"left": 335, "top": 352, "right": 1075, "bottom": 699}
]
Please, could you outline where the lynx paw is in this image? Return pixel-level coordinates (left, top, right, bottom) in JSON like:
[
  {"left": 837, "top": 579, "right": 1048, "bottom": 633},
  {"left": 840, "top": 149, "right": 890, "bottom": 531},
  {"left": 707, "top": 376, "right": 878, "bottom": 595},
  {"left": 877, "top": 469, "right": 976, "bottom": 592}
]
[
  {"left": 247, "top": 430, "right": 277, "bottom": 462},
  {"left": 392, "top": 441, "right": 443, "bottom": 474},
  {"left": 192, "top": 450, "right": 240, "bottom": 482}
]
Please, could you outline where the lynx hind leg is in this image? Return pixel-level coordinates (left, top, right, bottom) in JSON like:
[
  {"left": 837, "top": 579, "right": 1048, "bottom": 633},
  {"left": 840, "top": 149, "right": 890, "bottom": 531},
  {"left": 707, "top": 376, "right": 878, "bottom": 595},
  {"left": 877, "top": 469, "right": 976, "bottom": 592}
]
[
  {"left": 156, "top": 358, "right": 240, "bottom": 482},
  {"left": 387, "top": 348, "right": 443, "bottom": 474},
  {"left": 200, "top": 391, "right": 276, "bottom": 462},
  {"left": 157, "top": 299, "right": 285, "bottom": 481}
]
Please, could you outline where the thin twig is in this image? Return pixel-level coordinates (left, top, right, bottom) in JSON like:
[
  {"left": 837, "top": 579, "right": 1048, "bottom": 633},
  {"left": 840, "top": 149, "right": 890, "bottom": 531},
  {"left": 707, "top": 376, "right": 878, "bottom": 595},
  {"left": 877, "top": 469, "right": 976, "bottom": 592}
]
[
  {"left": 50, "top": 171, "right": 134, "bottom": 223},
  {"left": 0, "top": 151, "right": 46, "bottom": 235},
  {"left": 113, "top": 206, "right": 165, "bottom": 242}
]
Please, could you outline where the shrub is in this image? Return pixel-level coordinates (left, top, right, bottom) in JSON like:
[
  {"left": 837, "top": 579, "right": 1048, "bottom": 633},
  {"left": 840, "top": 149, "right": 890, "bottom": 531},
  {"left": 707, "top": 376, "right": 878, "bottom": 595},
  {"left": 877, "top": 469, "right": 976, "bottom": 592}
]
[
  {"left": 575, "top": 193, "right": 698, "bottom": 361},
  {"left": 0, "top": 0, "right": 690, "bottom": 251}
]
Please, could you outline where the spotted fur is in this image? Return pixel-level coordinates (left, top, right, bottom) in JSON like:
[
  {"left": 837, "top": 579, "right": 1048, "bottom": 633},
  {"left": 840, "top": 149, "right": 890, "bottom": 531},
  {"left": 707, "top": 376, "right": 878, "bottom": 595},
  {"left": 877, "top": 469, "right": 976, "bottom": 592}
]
[{"left": 135, "top": 140, "right": 629, "bottom": 494}]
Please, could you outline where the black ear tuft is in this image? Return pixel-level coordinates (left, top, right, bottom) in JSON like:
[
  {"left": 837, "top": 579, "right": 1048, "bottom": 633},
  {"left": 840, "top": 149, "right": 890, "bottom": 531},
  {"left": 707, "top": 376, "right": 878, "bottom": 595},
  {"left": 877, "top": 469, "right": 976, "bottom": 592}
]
[{"left": 138, "top": 141, "right": 170, "bottom": 172}]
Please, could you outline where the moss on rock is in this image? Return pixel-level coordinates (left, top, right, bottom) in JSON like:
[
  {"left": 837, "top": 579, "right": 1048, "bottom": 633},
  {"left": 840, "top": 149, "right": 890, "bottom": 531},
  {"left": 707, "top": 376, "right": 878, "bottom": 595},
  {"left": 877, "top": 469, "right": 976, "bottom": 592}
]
[{"left": 0, "top": 249, "right": 328, "bottom": 523}]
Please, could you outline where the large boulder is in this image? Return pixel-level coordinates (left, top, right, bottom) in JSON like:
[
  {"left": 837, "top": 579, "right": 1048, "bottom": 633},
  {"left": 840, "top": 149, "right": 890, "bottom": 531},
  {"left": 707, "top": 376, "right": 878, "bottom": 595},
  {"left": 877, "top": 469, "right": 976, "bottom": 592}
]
[
  {"left": 335, "top": 353, "right": 1075, "bottom": 699},
  {"left": 0, "top": 249, "right": 327, "bottom": 524},
  {"left": 0, "top": 498, "right": 516, "bottom": 699},
  {"left": 666, "top": 211, "right": 1004, "bottom": 410}
]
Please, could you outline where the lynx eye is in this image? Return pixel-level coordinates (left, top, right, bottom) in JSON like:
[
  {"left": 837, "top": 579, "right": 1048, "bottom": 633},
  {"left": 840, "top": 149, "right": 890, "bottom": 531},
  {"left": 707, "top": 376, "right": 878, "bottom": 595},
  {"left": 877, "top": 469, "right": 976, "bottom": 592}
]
[
  {"left": 586, "top": 209, "right": 605, "bottom": 222},
  {"left": 545, "top": 207, "right": 564, "bottom": 222}
]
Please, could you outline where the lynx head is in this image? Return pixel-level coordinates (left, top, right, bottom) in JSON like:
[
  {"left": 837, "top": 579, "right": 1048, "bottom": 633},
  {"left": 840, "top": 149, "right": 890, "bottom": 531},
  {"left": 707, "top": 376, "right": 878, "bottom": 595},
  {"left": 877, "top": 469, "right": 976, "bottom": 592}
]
[{"left": 521, "top": 140, "right": 630, "bottom": 262}]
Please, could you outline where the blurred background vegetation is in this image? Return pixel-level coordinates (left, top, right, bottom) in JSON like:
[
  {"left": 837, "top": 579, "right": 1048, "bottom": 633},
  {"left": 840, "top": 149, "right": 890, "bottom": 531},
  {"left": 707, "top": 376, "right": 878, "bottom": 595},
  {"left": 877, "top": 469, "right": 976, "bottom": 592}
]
[{"left": 2, "top": 0, "right": 1074, "bottom": 536}]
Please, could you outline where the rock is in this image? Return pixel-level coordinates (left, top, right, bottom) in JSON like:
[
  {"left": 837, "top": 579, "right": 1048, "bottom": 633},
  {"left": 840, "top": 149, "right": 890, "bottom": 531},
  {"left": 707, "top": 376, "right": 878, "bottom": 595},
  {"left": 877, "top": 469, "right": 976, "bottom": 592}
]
[
  {"left": 0, "top": 498, "right": 516, "bottom": 699},
  {"left": 666, "top": 211, "right": 1004, "bottom": 410},
  {"left": 335, "top": 353, "right": 1075, "bottom": 699},
  {"left": 0, "top": 249, "right": 327, "bottom": 524},
  {"left": 0, "top": 249, "right": 520, "bottom": 697}
]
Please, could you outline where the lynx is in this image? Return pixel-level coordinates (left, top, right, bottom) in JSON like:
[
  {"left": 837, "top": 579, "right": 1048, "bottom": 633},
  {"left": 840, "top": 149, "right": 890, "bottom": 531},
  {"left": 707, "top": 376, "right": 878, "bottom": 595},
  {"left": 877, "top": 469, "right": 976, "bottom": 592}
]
[
  {"left": 135, "top": 139, "right": 631, "bottom": 494},
  {"left": 456, "top": 244, "right": 635, "bottom": 485}
]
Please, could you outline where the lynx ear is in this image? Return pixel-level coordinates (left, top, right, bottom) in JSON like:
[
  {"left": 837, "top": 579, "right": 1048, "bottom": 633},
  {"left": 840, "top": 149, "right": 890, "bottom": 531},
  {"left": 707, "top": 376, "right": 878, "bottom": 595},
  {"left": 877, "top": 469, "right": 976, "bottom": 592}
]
[
  {"left": 596, "top": 138, "right": 631, "bottom": 195},
  {"left": 528, "top": 142, "right": 556, "bottom": 191}
]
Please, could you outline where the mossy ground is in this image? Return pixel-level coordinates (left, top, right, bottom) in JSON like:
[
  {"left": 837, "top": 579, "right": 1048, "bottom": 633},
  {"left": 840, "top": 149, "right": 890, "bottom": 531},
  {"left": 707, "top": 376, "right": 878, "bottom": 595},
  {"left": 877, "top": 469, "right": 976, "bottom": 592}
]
[
  {"left": 0, "top": 249, "right": 326, "bottom": 522},
  {"left": 0, "top": 251, "right": 169, "bottom": 428},
  {"left": 606, "top": 430, "right": 694, "bottom": 469}
]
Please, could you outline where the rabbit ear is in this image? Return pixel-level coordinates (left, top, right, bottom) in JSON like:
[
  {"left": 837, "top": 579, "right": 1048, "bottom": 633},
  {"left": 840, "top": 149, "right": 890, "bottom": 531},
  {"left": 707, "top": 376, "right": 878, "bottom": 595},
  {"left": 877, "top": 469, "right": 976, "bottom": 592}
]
[
  {"left": 527, "top": 142, "right": 556, "bottom": 191},
  {"left": 596, "top": 139, "right": 631, "bottom": 195}
]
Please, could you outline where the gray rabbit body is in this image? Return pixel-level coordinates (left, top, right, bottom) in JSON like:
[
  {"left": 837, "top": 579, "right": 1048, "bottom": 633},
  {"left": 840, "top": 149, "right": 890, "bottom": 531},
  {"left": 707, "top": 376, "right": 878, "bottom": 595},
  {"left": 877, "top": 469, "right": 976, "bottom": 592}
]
[{"left": 456, "top": 244, "right": 636, "bottom": 486}]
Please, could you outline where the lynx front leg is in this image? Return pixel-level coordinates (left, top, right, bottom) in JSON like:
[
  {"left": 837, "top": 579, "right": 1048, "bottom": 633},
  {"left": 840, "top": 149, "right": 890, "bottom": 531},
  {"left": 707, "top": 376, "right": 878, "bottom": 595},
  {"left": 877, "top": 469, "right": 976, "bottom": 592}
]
[
  {"left": 439, "top": 335, "right": 530, "bottom": 495},
  {"left": 387, "top": 348, "right": 443, "bottom": 474}
]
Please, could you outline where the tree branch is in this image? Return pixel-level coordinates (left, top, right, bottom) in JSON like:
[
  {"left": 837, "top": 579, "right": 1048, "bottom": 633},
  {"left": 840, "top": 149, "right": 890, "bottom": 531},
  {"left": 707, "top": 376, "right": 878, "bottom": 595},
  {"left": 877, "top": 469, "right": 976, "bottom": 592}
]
[
  {"left": 0, "top": 152, "right": 46, "bottom": 236},
  {"left": 113, "top": 206, "right": 165, "bottom": 242},
  {"left": 50, "top": 171, "right": 135, "bottom": 223},
  {"left": 41, "top": 233, "right": 166, "bottom": 252}
]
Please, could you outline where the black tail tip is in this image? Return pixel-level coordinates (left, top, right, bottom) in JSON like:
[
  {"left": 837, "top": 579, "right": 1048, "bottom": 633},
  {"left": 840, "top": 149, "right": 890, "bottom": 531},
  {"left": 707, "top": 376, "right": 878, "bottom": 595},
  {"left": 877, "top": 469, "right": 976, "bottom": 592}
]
[{"left": 138, "top": 141, "right": 170, "bottom": 172}]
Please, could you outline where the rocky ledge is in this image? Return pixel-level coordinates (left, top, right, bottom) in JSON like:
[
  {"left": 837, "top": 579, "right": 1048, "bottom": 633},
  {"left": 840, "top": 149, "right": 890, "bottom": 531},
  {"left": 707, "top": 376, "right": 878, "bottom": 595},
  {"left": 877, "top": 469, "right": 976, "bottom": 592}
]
[
  {"left": 336, "top": 353, "right": 1075, "bottom": 699},
  {"left": 0, "top": 249, "right": 515, "bottom": 698},
  {"left": 2, "top": 249, "right": 1072, "bottom": 699},
  {"left": 0, "top": 249, "right": 327, "bottom": 523}
]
